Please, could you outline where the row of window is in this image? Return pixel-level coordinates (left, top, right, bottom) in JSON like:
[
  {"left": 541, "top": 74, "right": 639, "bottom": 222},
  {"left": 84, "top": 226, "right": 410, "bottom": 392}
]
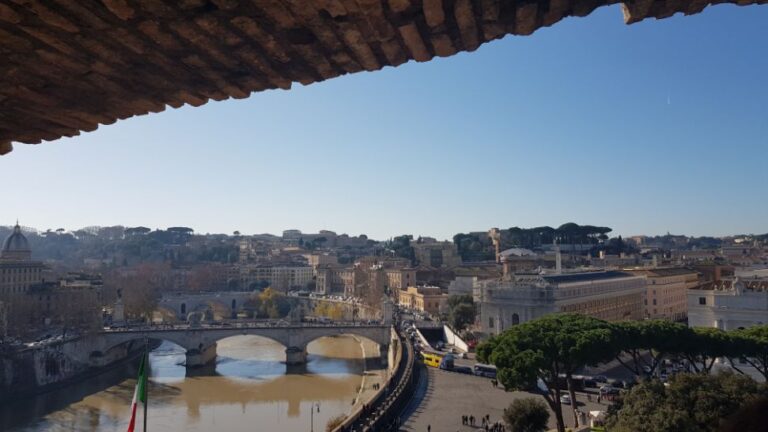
[
  {"left": 1, "top": 275, "right": 38, "bottom": 283},
  {"left": 0, "top": 286, "right": 28, "bottom": 294},
  {"left": 0, "top": 267, "right": 40, "bottom": 275}
]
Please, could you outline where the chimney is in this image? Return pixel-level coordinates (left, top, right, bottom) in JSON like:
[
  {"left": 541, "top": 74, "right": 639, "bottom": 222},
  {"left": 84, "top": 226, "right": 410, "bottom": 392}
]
[{"left": 555, "top": 247, "right": 562, "bottom": 274}]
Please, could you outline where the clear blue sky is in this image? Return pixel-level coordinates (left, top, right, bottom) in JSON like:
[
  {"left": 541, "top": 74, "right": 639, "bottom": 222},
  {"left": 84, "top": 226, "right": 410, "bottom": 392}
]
[{"left": 2, "top": 5, "right": 766, "bottom": 241}]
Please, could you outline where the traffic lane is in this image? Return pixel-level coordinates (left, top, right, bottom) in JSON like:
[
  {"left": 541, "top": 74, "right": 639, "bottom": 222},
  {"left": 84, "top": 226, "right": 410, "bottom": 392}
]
[{"left": 400, "top": 366, "right": 608, "bottom": 432}]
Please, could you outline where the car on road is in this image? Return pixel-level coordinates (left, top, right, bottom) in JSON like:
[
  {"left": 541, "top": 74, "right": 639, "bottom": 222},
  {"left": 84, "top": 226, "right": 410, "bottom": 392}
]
[
  {"left": 593, "top": 375, "right": 608, "bottom": 383},
  {"left": 560, "top": 394, "right": 571, "bottom": 405},
  {"left": 599, "top": 385, "right": 621, "bottom": 395},
  {"left": 454, "top": 366, "right": 473, "bottom": 375}
]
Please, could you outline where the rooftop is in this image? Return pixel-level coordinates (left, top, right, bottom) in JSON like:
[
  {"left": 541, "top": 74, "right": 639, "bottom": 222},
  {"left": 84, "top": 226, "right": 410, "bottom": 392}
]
[
  {"left": 541, "top": 271, "right": 636, "bottom": 284},
  {"left": 695, "top": 279, "right": 768, "bottom": 292},
  {"left": 627, "top": 267, "right": 699, "bottom": 277}
]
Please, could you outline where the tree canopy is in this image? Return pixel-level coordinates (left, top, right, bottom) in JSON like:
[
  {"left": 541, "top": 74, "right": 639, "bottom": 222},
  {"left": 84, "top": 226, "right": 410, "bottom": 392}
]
[
  {"left": 478, "top": 312, "right": 768, "bottom": 432},
  {"left": 503, "top": 398, "right": 550, "bottom": 432},
  {"left": 605, "top": 372, "right": 768, "bottom": 432},
  {"left": 453, "top": 223, "right": 613, "bottom": 261},
  {"left": 245, "top": 288, "right": 293, "bottom": 319},
  {"left": 477, "top": 314, "right": 615, "bottom": 432}
]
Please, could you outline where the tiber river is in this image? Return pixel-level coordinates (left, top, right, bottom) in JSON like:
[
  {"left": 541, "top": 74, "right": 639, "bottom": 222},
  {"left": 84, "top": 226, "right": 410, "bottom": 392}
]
[{"left": 1, "top": 335, "right": 377, "bottom": 432}]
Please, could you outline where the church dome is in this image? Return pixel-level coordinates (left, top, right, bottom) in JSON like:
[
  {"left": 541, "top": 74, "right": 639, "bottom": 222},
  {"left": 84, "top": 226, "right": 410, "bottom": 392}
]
[{"left": 2, "top": 223, "right": 31, "bottom": 260}]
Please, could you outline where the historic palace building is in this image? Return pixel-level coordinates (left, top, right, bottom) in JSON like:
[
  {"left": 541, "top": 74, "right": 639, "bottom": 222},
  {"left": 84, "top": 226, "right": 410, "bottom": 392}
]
[{"left": 478, "top": 271, "right": 645, "bottom": 336}]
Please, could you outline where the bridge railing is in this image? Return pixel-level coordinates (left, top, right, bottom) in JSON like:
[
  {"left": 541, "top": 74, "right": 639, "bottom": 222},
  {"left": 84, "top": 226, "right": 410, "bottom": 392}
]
[{"left": 101, "top": 320, "right": 386, "bottom": 333}]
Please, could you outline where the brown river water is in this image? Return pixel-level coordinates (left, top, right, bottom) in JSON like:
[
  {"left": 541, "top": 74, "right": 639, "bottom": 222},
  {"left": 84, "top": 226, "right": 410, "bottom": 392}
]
[{"left": 1, "top": 335, "right": 376, "bottom": 432}]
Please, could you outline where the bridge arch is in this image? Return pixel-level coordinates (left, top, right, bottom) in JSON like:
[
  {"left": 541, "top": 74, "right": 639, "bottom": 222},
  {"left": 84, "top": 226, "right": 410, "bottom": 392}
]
[
  {"left": 99, "top": 333, "right": 197, "bottom": 355},
  {"left": 157, "top": 292, "right": 253, "bottom": 321},
  {"left": 88, "top": 335, "right": 191, "bottom": 369},
  {"left": 210, "top": 332, "right": 293, "bottom": 352},
  {"left": 94, "top": 323, "right": 391, "bottom": 367}
]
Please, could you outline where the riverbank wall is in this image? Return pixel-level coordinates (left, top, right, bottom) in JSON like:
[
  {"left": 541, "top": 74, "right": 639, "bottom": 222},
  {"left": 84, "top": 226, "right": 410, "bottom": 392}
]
[
  {"left": 334, "top": 327, "right": 415, "bottom": 432},
  {"left": 0, "top": 338, "right": 151, "bottom": 403}
]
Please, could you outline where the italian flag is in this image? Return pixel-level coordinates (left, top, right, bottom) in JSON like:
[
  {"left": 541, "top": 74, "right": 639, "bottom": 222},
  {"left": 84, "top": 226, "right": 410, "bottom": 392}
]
[{"left": 126, "top": 353, "right": 148, "bottom": 432}]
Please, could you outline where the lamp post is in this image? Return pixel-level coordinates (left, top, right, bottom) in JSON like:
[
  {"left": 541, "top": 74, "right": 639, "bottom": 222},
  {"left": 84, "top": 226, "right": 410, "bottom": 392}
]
[{"left": 310, "top": 401, "right": 321, "bottom": 432}]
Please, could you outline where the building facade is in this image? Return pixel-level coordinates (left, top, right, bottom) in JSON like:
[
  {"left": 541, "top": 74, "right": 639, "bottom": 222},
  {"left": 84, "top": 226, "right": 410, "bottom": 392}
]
[
  {"left": 627, "top": 267, "right": 699, "bottom": 321},
  {"left": 240, "top": 265, "right": 314, "bottom": 293},
  {"left": 24, "top": 274, "right": 104, "bottom": 333},
  {"left": 385, "top": 268, "right": 417, "bottom": 291},
  {"left": 479, "top": 271, "right": 646, "bottom": 336},
  {"left": 398, "top": 286, "right": 449, "bottom": 315},
  {"left": 1, "top": 224, "right": 103, "bottom": 338},
  {"left": 687, "top": 278, "right": 768, "bottom": 330},
  {"left": 0, "top": 223, "right": 45, "bottom": 297},
  {"left": 413, "top": 241, "right": 462, "bottom": 268}
]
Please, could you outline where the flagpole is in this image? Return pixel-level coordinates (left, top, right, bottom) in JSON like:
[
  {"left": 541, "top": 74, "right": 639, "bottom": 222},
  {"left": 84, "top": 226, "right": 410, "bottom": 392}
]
[{"left": 143, "top": 338, "right": 148, "bottom": 432}]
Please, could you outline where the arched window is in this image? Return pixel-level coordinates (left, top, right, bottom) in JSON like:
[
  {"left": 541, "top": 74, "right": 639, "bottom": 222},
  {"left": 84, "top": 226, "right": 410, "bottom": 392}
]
[
  {"left": 180, "top": 303, "right": 186, "bottom": 315},
  {"left": 512, "top": 313, "right": 520, "bottom": 325}
]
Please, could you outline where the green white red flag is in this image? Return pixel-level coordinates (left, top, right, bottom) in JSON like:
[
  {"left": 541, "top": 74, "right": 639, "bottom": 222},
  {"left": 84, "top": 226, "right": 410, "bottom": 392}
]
[{"left": 126, "top": 353, "right": 148, "bottom": 432}]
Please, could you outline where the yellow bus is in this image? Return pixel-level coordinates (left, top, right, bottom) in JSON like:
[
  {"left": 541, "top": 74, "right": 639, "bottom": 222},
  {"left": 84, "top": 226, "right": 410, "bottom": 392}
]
[
  {"left": 421, "top": 351, "right": 443, "bottom": 368},
  {"left": 421, "top": 351, "right": 455, "bottom": 369}
]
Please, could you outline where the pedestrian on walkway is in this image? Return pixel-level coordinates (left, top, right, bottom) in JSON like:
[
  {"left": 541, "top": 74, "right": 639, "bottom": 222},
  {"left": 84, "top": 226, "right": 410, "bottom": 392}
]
[{"left": 428, "top": 424, "right": 431, "bottom": 432}]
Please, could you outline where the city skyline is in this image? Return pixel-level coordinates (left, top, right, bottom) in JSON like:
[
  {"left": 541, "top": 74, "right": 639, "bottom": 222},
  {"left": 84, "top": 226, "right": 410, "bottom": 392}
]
[
  {"left": 1, "top": 219, "right": 765, "bottom": 243},
  {"left": 1, "top": 5, "right": 766, "bottom": 241}
]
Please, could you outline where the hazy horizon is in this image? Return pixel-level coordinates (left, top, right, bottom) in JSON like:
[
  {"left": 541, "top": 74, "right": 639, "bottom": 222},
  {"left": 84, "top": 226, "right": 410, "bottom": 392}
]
[
  {"left": 2, "top": 220, "right": 765, "bottom": 243},
  {"left": 2, "top": 5, "right": 766, "bottom": 241}
]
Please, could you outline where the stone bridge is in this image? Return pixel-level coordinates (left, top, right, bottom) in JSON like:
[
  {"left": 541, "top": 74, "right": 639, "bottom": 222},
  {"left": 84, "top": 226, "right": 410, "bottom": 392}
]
[
  {"left": 158, "top": 291, "right": 254, "bottom": 319},
  {"left": 157, "top": 291, "right": 380, "bottom": 321},
  {"left": 85, "top": 322, "right": 392, "bottom": 367},
  {"left": 1, "top": 0, "right": 763, "bottom": 155}
]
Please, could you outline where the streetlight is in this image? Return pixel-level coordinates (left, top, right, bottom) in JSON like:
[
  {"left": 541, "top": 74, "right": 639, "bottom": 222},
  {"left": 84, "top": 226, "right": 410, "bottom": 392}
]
[{"left": 310, "top": 401, "right": 321, "bottom": 432}]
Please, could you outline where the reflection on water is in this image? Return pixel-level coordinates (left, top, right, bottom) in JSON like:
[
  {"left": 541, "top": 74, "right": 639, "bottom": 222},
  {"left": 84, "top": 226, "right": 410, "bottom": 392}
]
[{"left": 1, "top": 335, "right": 374, "bottom": 432}]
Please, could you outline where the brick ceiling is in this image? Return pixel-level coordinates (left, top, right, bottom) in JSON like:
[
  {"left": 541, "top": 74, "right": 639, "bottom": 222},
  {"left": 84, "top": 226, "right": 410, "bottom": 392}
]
[{"left": 0, "top": 0, "right": 762, "bottom": 155}]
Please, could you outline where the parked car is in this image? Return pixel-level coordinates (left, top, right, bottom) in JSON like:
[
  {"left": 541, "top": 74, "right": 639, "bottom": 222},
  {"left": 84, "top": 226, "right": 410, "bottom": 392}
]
[{"left": 560, "top": 394, "right": 572, "bottom": 405}]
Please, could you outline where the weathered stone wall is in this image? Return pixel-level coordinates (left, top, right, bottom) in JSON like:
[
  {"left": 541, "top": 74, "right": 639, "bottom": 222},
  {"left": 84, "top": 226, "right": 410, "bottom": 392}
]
[
  {"left": 0, "top": 339, "right": 145, "bottom": 403},
  {"left": 1, "top": 0, "right": 764, "bottom": 155}
]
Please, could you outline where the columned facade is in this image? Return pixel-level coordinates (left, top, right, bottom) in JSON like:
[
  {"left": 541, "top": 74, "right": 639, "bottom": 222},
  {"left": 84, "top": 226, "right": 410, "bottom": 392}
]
[{"left": 479, "top": 271, "right": 646, "bottom": 335}]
